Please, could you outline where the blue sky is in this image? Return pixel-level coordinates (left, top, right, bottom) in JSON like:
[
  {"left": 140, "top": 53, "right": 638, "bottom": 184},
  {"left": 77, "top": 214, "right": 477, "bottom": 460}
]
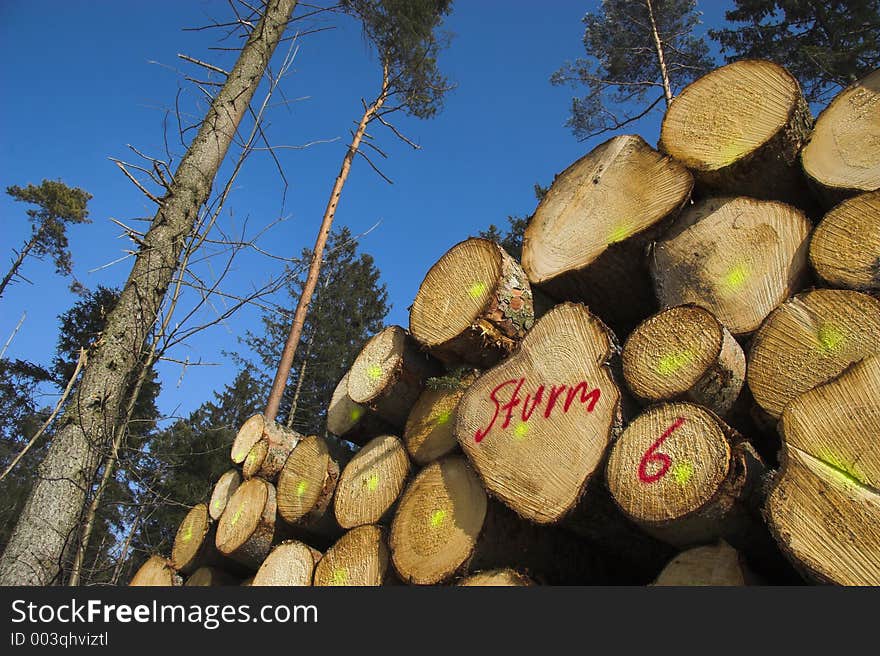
[{"left": 0, "top": 1, "right": 731, "bottom": 421}]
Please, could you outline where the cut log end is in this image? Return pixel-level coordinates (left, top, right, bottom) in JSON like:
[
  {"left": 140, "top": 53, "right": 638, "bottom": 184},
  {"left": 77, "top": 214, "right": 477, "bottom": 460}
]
[
  {"left": 252, "top": 540, "right": 319, "bottom": 586},
  {"left": 327, "top": 371, "right": 368, "bottom": 436},
  {"left": 651, "top": 196, "right": 811, "bottom": 336},
  {"left": 313, "top": 525, "right": 391, "bottom": 586},
  {"left": 185, "top": 566, "right": 240, "bottom": 586},
  {"left": 456, "top": 302, "right": 622, "bottom": 524},
  {"left": 171, "top": 503, "right": 212, "bottom": 574},
  {"left": 456, "top": 568, "right": 535, "bottom": 586},
  {"left": 231, "top": 414, "right": 265, "bottom": 464},
  {"left": 129, "top": 555, "right": 181, "bottom": 586},
  {"left": 277, "top": 435, "right": 337, "bottom": 525},
  {"left": 209, "top": 469, "right": 241, "bottom": 521},
  {"left": 334, "top": 434, "right": 410, "bottom": 529},
  {"left": 606, "top": 403, "right": 732, "bottom": 527},
  {"left": 747, "top": 289, "right": 880, "bottom": 420},
  {"left": 622, "top": 305, "right": 745, "bottom": 415},
  {"left": 651, "top": 541, "right": 754, "bottom": 586},
  {"left": 390, "top": 456, "right": 488, "bottom": 585},
  {"left": 809, "top": 190, "right": 880, "bottom": 292},
  {"left": 215, "top": 477, "right": 275, "bottom": 569},
  {"left": 242, "top": 439, "right": 268, "bottom": 479},
  {"left": 801, "top": 69, "right": 880, "bottom": 206},
  {"left": 404, "top": 380, "right": 472, "bottom": 465}
]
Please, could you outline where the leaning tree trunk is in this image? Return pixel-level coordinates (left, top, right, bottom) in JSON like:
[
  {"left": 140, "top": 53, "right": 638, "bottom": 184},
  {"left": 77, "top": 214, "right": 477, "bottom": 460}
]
[{"left": 0, "top": 0, "right": 298, "bottom": 586}]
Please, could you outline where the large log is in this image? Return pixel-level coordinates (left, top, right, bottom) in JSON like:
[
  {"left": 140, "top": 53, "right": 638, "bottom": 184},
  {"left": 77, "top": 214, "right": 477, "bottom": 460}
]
[
  {"left": 410, "top": 238, "right": 536, "bottom": 367},
  {"left": 252, "top": 540, "right": 321, "bottom": 586},
  {"left": 347, "top": 326, "right": 441, "bottom": 429},
  {"left": 650, "top": 196, "right": 811, "bottom": 336},
  {"left": 659, "top": 59, "right": 812, "bottom": 208},
  {"left": 388, "top": 456, "right": 613, "bottom": 585},
  {"left": 276, "top": 434, "right": 349, "bottom": 546},
  {"left": 403, "top": 371, "right": 478, "bottom": 465},
  {"left": 312, "top": 525, "right": 395, "bottom": 586},
  {"left": 214, "top": 477, "right": 277, "bottom": 570},
  {"left": 333, "top": 434, "right": 411, "bottom": 529},
  {"left": 208, "top": 469, "right": 241, "bottom": 521},
  {"left": 521, "top": 135, "right": 693, "bottom": 334},
  {"left": 326, "top": 371, "right": 394, "bottom": 446},
  {"left": 801, "top": 68, "right": 880, "bottom": 208},
  {"left": 622, "top": 305, "right": 745, "bottom": 416},
  {"left": 809, "top": 190, "right": 880, "bottom": 292},
  {"left": 747, "top": 289, "right": 880, "bottom": 420},
  {"left": 230, "top": 414, "right": 300, "bottom": 470},
  {"left": 129, "top": 555, "right": 181, "bottom": 586},
  {"left": 651, "top": 541, "right": 759, "bottom": 586}
]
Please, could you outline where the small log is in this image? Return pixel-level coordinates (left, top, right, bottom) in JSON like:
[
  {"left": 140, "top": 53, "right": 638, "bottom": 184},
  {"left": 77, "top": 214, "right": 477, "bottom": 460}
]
[
  {"left": 129, "top": 555, "right": 181, "bottom": 586},
  {"left": 457, "top": 569, "right": 535, "bottom": 586},
  {"left": 334, "top": 434, "right": 411, "bottom": 529},
  {"left": 522, "top": 134, "right": 693, "bottom": 334},
  {"left": 348, "top": 326, "right": 441, "bottom": 429},
  {"left": 277, "top": 434, "right": 349, "bottom": 546},
  {"left": 215, "top": 477, "right": 276, "bottom": 570},
  {"left": 326, "top": 371, "right": 394, "bottom": 446},
  {"left": 389, "top": 456, "right": 614, "bottom": 585},
  {"left": 313, "top": 525, "right": 395, "bottom": 586},
  {"left": 622, "top": 305, "right": 745, "bottom": 416},
  {"left": 651, "top": 541, "right": 759, "bottom": 586},
  {"left": 650, "top": 196, "right": 812, "bottom": 336},
  {"left": 410, "top": 238, "right": 537, "bottom": 367},
  {"left": 171, "top": 502, "right": 244, "bottom": 576},
  {"left": 606, "top": 402, "right": 767, "bottom": 551},
  {"left": 184, "top": 566, "right": 241, "bottom": 586},
  {"left": 801, "top": 68, "right": 880, "bottom": 208},
  {"left": 252, "top": 540, "right": 321, "bottom": 586},
  {"left": 403, "top": 372, "right": 477, "bottom": 465},
  {"left": 809, "top": 190, "right": 880, "bottom": 292},
  {"left": 208, "top": 469, "right": 241, "bottom": 521},
  {"left": 242, "top": 429, "right": 302, "bottom": 482},
  {"left": 747, "top": 289, "right": 880, "bottom": 420},
  {"left": 659, "top": 59, "right": 812, "bottom": 208},
  {"left": 230, "top": 413, "right": 300, "bottom": 469}
]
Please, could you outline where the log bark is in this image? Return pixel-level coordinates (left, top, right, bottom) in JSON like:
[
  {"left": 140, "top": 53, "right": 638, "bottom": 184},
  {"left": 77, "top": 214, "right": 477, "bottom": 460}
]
[
  {"left": 209, "top": 469, "right": 241, "bottom": 521},
  {"left": 622, "top": 305, "right": 745, "bottom": 416},
  {"left": 326, "top": 370, "right": 394, "bottom": 446},
  {"left": 333, "top": 434, "right": 411, "bottom": 529},
  {"left": 651, "top": 541, "right": 760, "bottom": 586},
  {"left": 403, "top": 372, "right": 477, "bottom": 465},
  {"left": 276, "top": 434, "right": 351, "bottom": 546},
  {"left": 129, "top": 555, "right": 181, "bottom": 587},
  {"left": 809, "top": 190, "right": 880, "bottom": 292},
  {"left": 649, "top": 196, "right": 812, "bottom": 336},
  {"left": 521, "top": 134, "right": 693, "bottom": 334},
  {"left": 215, "top": 477, "right": 277, "bottom": 571},
  {"left": 0, "top": 0, "right": 299, "bottom": 586},
  {"left": 456, "top": 568, "right": 535, "bottom": 586},
  {"left": 659, "top": 59, "right": 813, "bottom": 209},
  {"left": 312, "top": 525, "right": 395, "bottom": 586},
  {"left": 252, "top": 539, "right": 321, "bottom": 586},
  {"left": 347, "top": 326, "right": 441, "bottom": 429},
  {"left": 410, "top": 238, "right": 537, "bottom": 367},
  {"left": 388, "top": 456, "right": 618, "bottom": 585},
  {"left": 801, "top": 68, "right": 880, "bottom": 208},
  {"left": 747, "top": 289, "right": 880, "bottom": 421}
]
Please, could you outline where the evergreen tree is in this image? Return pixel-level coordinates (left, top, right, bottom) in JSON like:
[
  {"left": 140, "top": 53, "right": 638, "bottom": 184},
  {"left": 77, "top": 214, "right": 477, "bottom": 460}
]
[
  {"left": 1, "top": 180, "right": 91, "bottom": 298},
  {"left": 710, "top": 0, "right": 880, "bottom": 104},
  {"left": 477, "top": 183, "right": 548, "bottom": 260},
  {"left": 550, "top": 0, "right": 713, "bottom": 140},
  {"left": 245, "top": 226, "right": 390, "bottom": 435}
]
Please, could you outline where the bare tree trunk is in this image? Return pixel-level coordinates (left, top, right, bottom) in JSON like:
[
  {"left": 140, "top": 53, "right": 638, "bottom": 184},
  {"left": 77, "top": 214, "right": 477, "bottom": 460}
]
[
  {"left": 646, "top": 0, "right": 673, "bottom": 106},
  {"left": 0, "top": 0, "right": 298, "bottom": 585},
  {"left": 0, "top": 231, "right": 40, "bottom": 299},
  {"left": 264, "top": 62, "right": 390, "bottom": 423}
]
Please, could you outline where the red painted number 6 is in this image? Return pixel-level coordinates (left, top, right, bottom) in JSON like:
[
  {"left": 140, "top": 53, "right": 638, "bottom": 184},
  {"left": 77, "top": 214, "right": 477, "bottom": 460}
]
[{"left": 638, "top": 417, "right": 686, "bottom": 484}]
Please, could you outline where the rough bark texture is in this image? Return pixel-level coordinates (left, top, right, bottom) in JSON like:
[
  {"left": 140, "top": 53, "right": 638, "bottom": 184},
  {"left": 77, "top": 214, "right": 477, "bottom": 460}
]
[{"left": 0, "top": 0, "right": 298, "bottom": 585}]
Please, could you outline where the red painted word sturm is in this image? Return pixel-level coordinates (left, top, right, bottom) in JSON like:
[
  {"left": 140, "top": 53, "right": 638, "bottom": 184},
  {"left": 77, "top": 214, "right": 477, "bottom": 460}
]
[
  {"left": 637, "top": 417, "right": 686, "bottom": 483},
  {"left": 474, "top": 378, "right": 602, "bottom": 443}
]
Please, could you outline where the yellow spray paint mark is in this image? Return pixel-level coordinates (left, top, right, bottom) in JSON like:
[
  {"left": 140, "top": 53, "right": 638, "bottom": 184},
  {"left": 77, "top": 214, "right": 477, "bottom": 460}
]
[
  {"left": 181, "top": 524, "right": 193, "bottom": 543},
  {"left": 367, "top": 364, "right": 383, "bottom": 381},
  {"left": 350, "top": 406, "right": 364, "bottom": 422},
  {"left": 722, "top": 264, "right": 749, "bottom": 291},
  {"left": 513, "top": 422, "right": 529, "bottom": 441},
  {"left": 468, "top": 282, "right": 487, "bottom": 299},
  {"left": 296, "top": 481, "right": 308, "bottom": 497},
  {"left": 245, "top": 449, "right": 257, "bottom": 468},
  {"left": 608, "top": 225, "right": 630, "bottom": 244},
  {"left": 366, "top": 473, "right": 379, "bottom": 492},
  {"left": 672, "top": 461, "right": 694, "bottom": 486},
  {"left": 429, "top": 509, "right": 447, "bottom": 528},
  {"left": 230, "top": 503, "right": 244, "bottom": 527},
  {"left": 656, "top": 350, "right": 694, "bottom": 376},
  {"left": 212, "top": 499, "right": 222, "bottom": 514},
  {"left": 330, "top": 567, "right": 349, "bottom": 585},
  {"left": 818, "top": 450, "right": 862, "bottom": 487},
  {"left": 817, "top": 323, "right": 844, "bottom": 353},
  {"left": 434, "top": 409, "right": 452, "bottom": 426}
]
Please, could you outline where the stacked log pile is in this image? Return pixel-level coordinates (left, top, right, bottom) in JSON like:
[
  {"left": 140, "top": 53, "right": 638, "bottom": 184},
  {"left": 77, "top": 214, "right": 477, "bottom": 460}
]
[{"left": 132, "top": 60, "right": 880, "bottom": 587}]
